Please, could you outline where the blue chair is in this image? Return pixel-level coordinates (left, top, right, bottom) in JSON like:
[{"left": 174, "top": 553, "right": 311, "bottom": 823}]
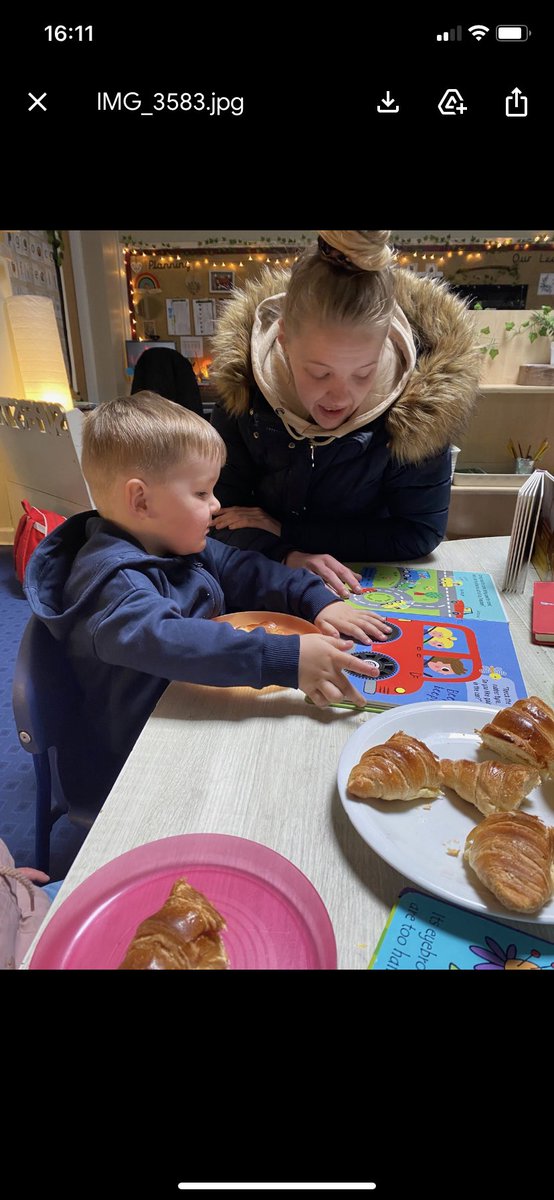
[{"left": 12, "top": 616, "right": 96, "bottom": 873}]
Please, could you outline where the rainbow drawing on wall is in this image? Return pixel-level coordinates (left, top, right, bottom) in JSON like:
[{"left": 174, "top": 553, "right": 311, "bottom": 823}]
[{"left": 134, "top": 272, "right": 161, "bottom": 290}]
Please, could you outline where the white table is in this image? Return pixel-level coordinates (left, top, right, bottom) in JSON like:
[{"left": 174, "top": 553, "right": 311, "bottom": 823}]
[{"left": 24, "top": 538, "right": 554, "bottom": 969}]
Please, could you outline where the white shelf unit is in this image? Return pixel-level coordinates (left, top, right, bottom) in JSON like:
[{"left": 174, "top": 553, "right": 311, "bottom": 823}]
[
  {"left": 451, "top": 484, "right": 523, "bottom": 495},
  {"left": 447, "top": 383, "right": 554, "bottom": 538},
  {"left": 479, "top": 384, "right": 554, "bottom": 395}
]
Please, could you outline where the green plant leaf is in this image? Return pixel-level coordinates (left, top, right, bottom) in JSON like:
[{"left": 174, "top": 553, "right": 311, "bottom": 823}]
[
  {"left": 474, "top": 302, "right": 483, "bottom": 310},
  {"left": 529, "top": 332, "right": 538, "bottom": 343},
  {"left": 504, "top": 322, "right": 515, "bottom": 331},
  {"left": 480, "top": 326, "right": 490, "bottom": 335},
  {"left": 479, "top": 346, "right": 487, "bottom": 354},
  {"left": 489, "top": 347, "right": 499, "bottom": 360}
]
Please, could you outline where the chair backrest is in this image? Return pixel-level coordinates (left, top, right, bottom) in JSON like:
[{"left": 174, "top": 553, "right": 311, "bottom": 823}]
[
  {"left": 131, "top": 347, "right": 205, "bottom": 418},
  {"left": 12, "top": 616, "right": 95, "bottom": 871}
]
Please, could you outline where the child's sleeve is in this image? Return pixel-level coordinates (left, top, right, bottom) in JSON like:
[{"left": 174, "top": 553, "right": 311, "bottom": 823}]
[
  {"left": 206, "top": 540, "right": 337, "bottom": 622},
  {"left": 92, "top": 587, "right": 301, "bottom": 689}
]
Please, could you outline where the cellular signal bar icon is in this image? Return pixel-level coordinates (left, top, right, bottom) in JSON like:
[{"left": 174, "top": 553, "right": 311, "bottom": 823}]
[{"left": 437, "top": 26, "right": 462, "bottom": 41}]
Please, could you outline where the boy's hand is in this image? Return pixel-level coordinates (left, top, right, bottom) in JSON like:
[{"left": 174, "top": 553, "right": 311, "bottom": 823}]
[
  {"left": 314, "top": 601, "right": 392, "bottom": 644},
  {"left": 298, "top": 635, "right": 379, "bottom": 708},
  {"left": 286, "top": 550, "right": 363, "bottom": 596}
]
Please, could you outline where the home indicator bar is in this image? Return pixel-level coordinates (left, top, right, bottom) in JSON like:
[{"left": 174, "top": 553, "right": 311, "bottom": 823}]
[{"left": 177, "top": 1187, "right": 378, "bottom": 1193}]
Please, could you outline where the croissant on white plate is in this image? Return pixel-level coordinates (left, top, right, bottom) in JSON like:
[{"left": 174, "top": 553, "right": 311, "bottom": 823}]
[
  {"left": 347, "top": 731, "right": 441, "bottom": 802},
  {"left": 118, "top": 878, "right": 229, "bottom": 970},
  {"left": 476, "top": 696, "right": 554, "bottom": 778},
  {"left": 464, "top": 811, "right": 554, "bottom": 914},
  {"left": 439, "top": 758, "right": 541, "bottom": 817}
]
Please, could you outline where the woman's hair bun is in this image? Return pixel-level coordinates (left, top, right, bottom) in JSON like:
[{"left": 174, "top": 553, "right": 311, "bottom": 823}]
[{"left": 317, "top": 230, "right": 395, "bottom": 272}]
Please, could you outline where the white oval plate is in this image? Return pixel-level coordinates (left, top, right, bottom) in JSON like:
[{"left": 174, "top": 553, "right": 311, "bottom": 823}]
[{"left": 337, "top": 701, "right": 554, "bottom": 924}]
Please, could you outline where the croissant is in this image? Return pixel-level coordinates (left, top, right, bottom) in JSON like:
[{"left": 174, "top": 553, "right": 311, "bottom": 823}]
[
  {"left": 464, "top": 811, "right": 554, "bottom": 913},
  {"left": 118, "top": 878, "right": 229, "bottom": 970},
  {"left": 440, "top": 759, "right": 541, "bottom": 817},
  {"left": 476, "top": 696, "right": 554, "bottom": 778},
  {"left": 348, "top": 731, "right": 441, "bottom": 802}
]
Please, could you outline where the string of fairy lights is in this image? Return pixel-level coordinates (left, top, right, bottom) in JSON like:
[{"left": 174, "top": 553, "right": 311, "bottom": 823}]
[
  {"left": 122, "top": 236, "right": 554, "bottom": 341},
  {"left": 123, "top": 246, "right": 304, "bottom": 339}
]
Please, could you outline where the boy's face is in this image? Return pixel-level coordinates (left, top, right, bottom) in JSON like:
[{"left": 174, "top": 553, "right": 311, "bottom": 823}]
[{"left": 141, "top": 456, "right": 221, "bottom": 556}]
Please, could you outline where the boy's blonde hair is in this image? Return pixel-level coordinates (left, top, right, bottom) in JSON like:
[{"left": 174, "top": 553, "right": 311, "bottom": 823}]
[{"left": 82, "top": 392, "right": 225, "bottom": 506}]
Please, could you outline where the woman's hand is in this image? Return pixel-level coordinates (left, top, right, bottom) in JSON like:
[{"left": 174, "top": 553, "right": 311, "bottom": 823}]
[
  {"left": 285, "top": 550, "right": 363, "bottom": 597},
  {"left": 211, "top": 507, "right": 282, "bottom": 537},
  {"left": 314, "top": 601, "right": 392, "bottom": 644},
  {"left": 298, "top": 635, "right": 378, "bottom": 708}
]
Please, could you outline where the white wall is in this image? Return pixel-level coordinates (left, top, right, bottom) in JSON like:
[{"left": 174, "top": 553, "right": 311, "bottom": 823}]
[
  {"left": 0, "top": 259, "right": 24, "bottom": 538},
  {"left": 1, "top": 231, "right": 128, "bottom": 540},
  {"left": 69, "top": 231, "right": 129, "bottom": 405}
]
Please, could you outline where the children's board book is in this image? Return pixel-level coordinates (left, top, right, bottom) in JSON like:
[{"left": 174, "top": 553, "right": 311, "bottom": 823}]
[
  {"left": 502, "top": 469, "right": 554, "bottom": 593},
  {"left": 369, "top": 889, "right": 554, "bottom": 970},
  {"left": 334, "top": 564, "right": 526, "bottom": 712}
]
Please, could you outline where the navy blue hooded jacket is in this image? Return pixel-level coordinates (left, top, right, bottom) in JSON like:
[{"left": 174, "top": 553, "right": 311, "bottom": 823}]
[
  {"left": 24, "top": 511, "right": 336, "bottom": 812},
  {"left": 209, "top": 267, "right": 481, "bottom": 563}
]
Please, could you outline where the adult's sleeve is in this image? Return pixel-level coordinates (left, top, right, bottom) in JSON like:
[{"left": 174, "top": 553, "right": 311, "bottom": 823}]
[
  {"left": 210, "top": 402, "right": 295, "bottom": 561},
  {"left": 281, "top": 449, "right": 452, "bottom": 562}
]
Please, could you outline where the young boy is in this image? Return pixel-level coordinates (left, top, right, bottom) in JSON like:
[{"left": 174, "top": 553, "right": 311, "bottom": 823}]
[{"left": 24, "top": 393, "right": 389, "bottom": 810}]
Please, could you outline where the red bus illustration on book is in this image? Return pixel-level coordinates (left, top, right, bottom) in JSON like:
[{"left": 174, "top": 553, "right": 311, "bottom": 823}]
[{"left": 347, "top": 619, "right": 483, "bottom": 695}]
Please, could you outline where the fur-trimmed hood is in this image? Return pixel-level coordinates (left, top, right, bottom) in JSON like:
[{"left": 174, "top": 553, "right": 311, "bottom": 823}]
[{"left": 210, "top": 267, "right": 481, "bottom": 465}]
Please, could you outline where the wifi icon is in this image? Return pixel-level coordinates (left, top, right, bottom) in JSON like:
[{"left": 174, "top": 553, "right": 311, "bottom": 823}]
[{"left": 468, "top": 24, "right": 490, "bottom": 40}]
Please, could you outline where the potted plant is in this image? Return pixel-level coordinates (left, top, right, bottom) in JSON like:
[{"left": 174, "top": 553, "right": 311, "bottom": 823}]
[
  {"left": 525, "top": 306, "right": 554, "bottom": 363},
  {"left": 474, "top": 303, "right": 554, "bottom": 378}
]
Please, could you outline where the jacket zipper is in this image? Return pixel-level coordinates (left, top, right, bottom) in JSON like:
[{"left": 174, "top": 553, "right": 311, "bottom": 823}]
[{"left": 309, "top": 441, "right": 315, "bottom": 467}]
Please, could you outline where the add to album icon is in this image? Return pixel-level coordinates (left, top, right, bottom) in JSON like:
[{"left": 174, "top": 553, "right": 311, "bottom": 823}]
[{"left": 438, "top": 89, "right": 468, "bottom": 116}]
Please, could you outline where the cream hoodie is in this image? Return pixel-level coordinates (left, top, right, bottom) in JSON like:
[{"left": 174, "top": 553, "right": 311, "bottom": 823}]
[{"left": 250, "top": 293, "right": 417, "bottom": 445}]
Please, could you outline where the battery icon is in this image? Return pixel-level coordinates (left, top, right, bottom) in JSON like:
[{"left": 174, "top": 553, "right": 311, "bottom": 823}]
[{"left": 496, "top": 25, "right": 529, "bottom": 41}]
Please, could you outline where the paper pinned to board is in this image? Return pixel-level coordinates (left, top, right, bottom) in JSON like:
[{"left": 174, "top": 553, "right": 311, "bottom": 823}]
[{"left": 502, "top": 469, "right": 554, "bottom": 592}]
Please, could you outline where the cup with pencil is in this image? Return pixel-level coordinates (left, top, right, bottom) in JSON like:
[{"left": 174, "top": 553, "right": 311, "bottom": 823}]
[{"left": 507, "top": 438, "right": 549, "bottom": 475}]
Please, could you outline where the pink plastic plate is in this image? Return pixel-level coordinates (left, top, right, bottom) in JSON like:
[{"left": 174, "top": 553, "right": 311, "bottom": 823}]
[{"left": 28, "top": 834, "right": 337, "bottom": 970}]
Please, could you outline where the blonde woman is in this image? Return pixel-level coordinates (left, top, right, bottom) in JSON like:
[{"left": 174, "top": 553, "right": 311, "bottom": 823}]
[{"left": 210, "top": 231, "right": 480, "bottom": 596}]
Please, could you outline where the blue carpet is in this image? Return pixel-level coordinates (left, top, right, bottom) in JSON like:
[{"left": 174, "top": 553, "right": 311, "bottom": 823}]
[{"left": 0, "top": 548, "right": 87, "bottom": 879}]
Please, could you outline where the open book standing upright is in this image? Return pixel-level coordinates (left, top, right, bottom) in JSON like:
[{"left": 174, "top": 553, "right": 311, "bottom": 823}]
[{"left": 502, "top": 469, "right": 554, "bottom": 593}]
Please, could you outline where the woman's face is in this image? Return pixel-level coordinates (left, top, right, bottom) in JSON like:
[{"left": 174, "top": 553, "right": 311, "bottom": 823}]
[{"left": 280, "top": 321, "right": 388, "bottom": 429}]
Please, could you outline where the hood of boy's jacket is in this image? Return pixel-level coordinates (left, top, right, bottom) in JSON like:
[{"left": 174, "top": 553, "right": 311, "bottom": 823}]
[
  {"left": 210, "top": 266, "right": 481, "bottom": 465},
  {"left": 23, "top": 511, "right": 215, "bottom": 636}
]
